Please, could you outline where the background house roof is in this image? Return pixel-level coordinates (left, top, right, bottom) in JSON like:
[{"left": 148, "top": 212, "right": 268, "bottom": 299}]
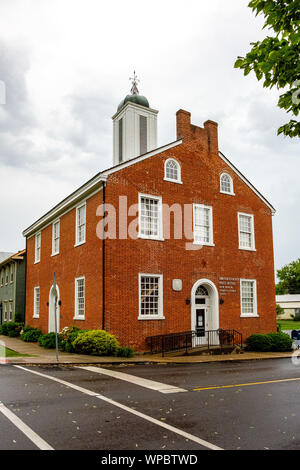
[
  {"left": 0, "top": 252, "right": 14, "bottom": 264},
  {"left": 276, "top": 295, "right": 300, "bottom": 303}
]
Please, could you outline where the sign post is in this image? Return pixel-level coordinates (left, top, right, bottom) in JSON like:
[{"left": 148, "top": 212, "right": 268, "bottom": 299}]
[{"left": 53, "top": 273, "right": 59, "bottom": 363}]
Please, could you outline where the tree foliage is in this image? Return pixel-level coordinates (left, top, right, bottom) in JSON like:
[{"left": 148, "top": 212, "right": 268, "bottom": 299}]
[
  {"left": 234, "top": 0, "right": 300, "bottom": 137},
  {"left": 276, "top": 258, "right": 300, "bottom": 294}
]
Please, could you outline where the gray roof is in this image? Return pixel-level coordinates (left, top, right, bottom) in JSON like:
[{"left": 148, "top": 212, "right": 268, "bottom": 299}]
[
  {"left": 276, "top": 295, "right": 300, "bottom": 303},
  {"left": 0, "top": 252, "right": 14, "bottom": 264}
]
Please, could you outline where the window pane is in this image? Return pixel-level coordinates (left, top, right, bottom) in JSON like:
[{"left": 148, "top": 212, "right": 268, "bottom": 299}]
[
  {"left": 140, "top": 276, "right": 160, "bottom": 316},
  {"left": 140, "top": 197, "right": 159, "bottom": 237},
  {"left": 241, "top": 281, "right": 255, "bottom": 314},
  {"left": 221, "top": 174, "right": 232, "bottom": 193},
  {"left": 194, "top": 206, "right": 211, "bottom": 243},
  {"left": 239, "top": 215, "right": 253, "bottom": 248},
  {"left": 76, "top": 278, "right": 85, "bottom": 316},
  {"left": 165, "top": 160, "right": 179, "bottom": 181}
]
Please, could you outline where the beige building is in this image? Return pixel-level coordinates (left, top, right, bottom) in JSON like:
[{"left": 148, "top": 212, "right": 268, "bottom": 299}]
[{"left": 276, "top": 295, "right": 300, "bottom": 320}]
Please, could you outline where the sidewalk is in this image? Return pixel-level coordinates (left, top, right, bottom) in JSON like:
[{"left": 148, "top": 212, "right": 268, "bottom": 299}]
[{"left": 0, "top": 335, "right": 296, "bottom": 365}]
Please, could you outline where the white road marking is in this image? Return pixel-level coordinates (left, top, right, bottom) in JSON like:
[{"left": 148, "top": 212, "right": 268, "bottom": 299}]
[
  {"left": 14, "top": 365, "right": 222, "bottom": 451},
  {"left": 77, "top": 365, "right": 187, "bottom": 394},
  {"left": 0, "top": 401, "right": 54, "bottom": 450}
]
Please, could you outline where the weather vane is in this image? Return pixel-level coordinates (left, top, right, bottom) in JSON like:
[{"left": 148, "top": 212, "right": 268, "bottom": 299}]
[{"left": 129, "top": 70, "right": 140, "bottom": 95}]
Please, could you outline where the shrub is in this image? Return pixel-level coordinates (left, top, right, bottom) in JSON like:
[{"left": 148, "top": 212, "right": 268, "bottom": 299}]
[
  {"left": 247, "top": 334, "right": 273, "bottom": 352},
  {"left": 247, "top": 332, "right": 293, "bottom": 352},
  {"left": 0, "top": 322, "right": 24, "bottom": 337},
  {"left": 72, "top": 330, "right": 119, "bottom": 356},
  {"left": 59, "top": 326, "right": 83, "bottom": 353},
  {"left": 38, "top": 332, "right": 61, "bottom": 349},
  {"left": 267, "top": 332, "right": 293, "bottom": 352},
  {"left": 21, "top": 327, "right": 42, "bottom": 342},
  {"left": 117, "top": 346, "right": 134, "bottom": 358}
]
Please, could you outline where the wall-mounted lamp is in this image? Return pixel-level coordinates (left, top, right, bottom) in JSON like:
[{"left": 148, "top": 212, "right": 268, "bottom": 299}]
[
  {"left": 220, "top": 298, "right": 224, "bottom": 305},
  {"left": 185, "top": 298, "right": 190, "bottom": 305}
]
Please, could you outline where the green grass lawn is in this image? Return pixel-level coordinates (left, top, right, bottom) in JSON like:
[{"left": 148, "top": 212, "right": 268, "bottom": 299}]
[
  {"left": 278, "top": 320, "right": 300, "bottom": 330},
  {"left": 0, "top": 344, "right": 30, "bottom": 357}
]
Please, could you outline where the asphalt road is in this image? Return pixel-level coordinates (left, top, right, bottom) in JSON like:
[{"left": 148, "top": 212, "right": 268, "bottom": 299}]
[{"left": 0, "top": 358, "right": 300, "bottom": 451}]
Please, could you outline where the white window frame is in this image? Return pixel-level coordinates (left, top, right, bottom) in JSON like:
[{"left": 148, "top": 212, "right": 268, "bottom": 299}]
[
  {"left": 33, "top": 286, "right": 40, "bottom": 318},
  {"left": 164, "top": 158, "right": 182, "bottom": 184},
  {"left": 220, "top": 172, "right": 234, "bottom": 195},
  {"left": 35, "top": 232, "right": 41, "bottom": 263},
  {"left": 193, "top": 204, "right": 214, "bottom": 246},
  {"left": 138, "top": 273, "right": 164, "bottom": 320},
  {"left": 75, "top": 202, "right": 86, "bottom": 247},
  {"left": 240, "top": 279, "right": 258, "bottom": 317},
  {"left": 238, "top": 212, "right": 256, "bottom": 251},
  {"left": 74, "top": 276, "right": 85, "bottom": 320},
  {"left": 3, "top": 301, "right": 8, "bottom": 322},
  {"left": 138, "top": 193, "right": 164, "bottom": 241},
  {"left": 8, "top": 302, "right": 13, "bottom": 321},
  {"left": 52, "top": 219, "right": 60, "bottom": 256},
  {"left": 10, "top": 265, "right": 14, "bottom": 284}
]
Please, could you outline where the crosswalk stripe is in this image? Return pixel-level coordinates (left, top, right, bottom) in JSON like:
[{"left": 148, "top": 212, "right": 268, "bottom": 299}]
[
  {"left": 0, "top": 401, "right": 54, "bottom": 450},
  {"left": 77, "top": 365, "right": 187, "bottom": 394},
  {"left": 14, "top": 365, "right": 222, "bottom": 450}
]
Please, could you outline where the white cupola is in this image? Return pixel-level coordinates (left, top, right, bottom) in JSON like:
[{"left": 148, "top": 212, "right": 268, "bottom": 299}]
[{"left": 112, "top": 72, "right": 158, "bottom": 165}]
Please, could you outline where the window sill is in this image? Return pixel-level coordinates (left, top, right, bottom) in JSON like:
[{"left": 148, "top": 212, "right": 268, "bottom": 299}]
[
  {"left": 193, "top": 241, "right": 215, "bottom": 247},
  {"left": 163, "top": 178, "right": 183, "bottom": 185},
  {"left": 74, "top": 240, "right": 86, "bottom": 248},
  {"left": 240, "top": 314, "right": 259, "bottom": 318},
  {"left": 73, "top": 316, "right": 85, "bottom": 321},
  {"left": 33, "top": 315, "right": 40, "bottom": 319},
  {"left": 239, "top": 247, "right": 256, "bottom": 252},
  {"left": 220, "top": 191, "right": 235, "bottom": 196},
  {"left": 138, "top": 316, "right": 165, "bottom": 321},
  {"left": 51, "top": 252, "right": 59, "bottom": 257},
  {"left": 138, "top": 235, "right": 165, "bottom": 242},
  {"left": 34, "top": 260, "right": 40, "bottom": 265}
]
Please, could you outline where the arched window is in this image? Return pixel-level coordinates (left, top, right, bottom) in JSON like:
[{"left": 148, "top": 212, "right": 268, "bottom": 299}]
[
  {"left": 164, "top": 158, "right": 182, "bottom": 183},
  {"left": 195, "top": 285, "right": 209, "bottom": 296},
  {"left": 220, "top": 173, "right": 234, "bottom": 195}
]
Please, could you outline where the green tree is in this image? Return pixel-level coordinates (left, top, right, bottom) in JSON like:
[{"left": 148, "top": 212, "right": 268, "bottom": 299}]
[
  {"left": 234, "top": 0, "right": 300, "bottom": 137},
  {"left": 276, "top": 258, "right": 300, "bottom": 294}
]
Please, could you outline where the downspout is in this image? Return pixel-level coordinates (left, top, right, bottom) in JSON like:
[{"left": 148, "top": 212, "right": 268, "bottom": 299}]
[
  {"left": 102, "top": 181, "right": 106, "bottom": 330},
  {"left": 24, "top": 238, "right": 27, "bottom": 325}
]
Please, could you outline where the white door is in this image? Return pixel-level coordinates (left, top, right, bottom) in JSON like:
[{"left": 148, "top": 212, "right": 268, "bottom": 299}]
[{"left": 48, "top": 285, "right": 60, "bottom": 333}]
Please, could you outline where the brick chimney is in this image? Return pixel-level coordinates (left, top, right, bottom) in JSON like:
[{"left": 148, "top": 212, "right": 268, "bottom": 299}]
[{"left": 176, "top": 109, "right": 218, "bottom": 155}]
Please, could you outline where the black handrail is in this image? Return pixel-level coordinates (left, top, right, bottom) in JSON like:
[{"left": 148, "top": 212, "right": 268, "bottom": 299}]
[{"left": 146, "top": 328, "right": 243, "bottom": 357}]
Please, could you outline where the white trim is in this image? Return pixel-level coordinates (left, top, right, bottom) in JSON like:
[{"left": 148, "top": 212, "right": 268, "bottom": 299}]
[
  {"left": 34, "top": 232, "right": 41, "bottom": 264},
  {"left": 193, "top": 204, "right": 214, "bottom": 246},
  {"left": 240, "top": 279, "right": 258, "bottom": 318},
  {"left": 138, "top": 273, "right": 164, "bottom": 320},
  {"left": 23, "top": 186, "right": 103, "bottom": 239},
  {"left": 238, "top": 212, "right": 256, "bottom": 251},
  {"left": 164, "top": 158, "right": 182, "bottom": 184},
  {"left": 103, "top": 139, "right": 183, "bottom": 177},
  {"left": 218, "top": 151, "right": 275, "bottom": 214},
  {"left": 75, "top": 202, "right": 86, "bottom": 247},
  {"left": 74, "top": 276, "right": 85, "bottom": 320},
  {"left": 191, "top": 279, "right": 219, "bottom": 331},
  {"left": 48, "top": 283, "right": 60, "bottom": 332},
  {"left": 33, "top": 286, "right": 40, "bottom": 318},
  {"left": 51, "top": 219, "right": 60, "bottom": 256},
  {"left": 138, "top": 193, "right": 164, "bottom": 241}
]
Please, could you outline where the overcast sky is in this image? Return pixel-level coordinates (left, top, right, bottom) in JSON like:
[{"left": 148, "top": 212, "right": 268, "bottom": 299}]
[{"left": 0, "top": 0, "right": 299, "bottom": 273}]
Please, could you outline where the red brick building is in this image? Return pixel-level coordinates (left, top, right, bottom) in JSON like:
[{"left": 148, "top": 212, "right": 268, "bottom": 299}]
[{"left": 23, "top": 84, "right": 277, "bottom": 351}]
